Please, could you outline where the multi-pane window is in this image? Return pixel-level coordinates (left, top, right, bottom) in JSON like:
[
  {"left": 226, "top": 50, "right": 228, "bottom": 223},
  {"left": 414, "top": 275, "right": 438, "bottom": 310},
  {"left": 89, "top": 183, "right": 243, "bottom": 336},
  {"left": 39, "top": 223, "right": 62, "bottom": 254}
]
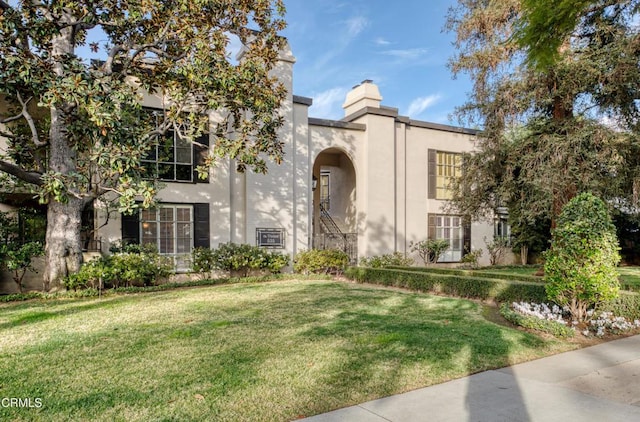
[
  {"left": 435, "top": 151, "right": 462, "bottom": 200},
  {"left": 494, "top": 215, "right": 511, "bottom": 245},
  {"left": 434, "top": 215, "right": 463, "bottom": 262},
  {"left": 141, "top": 131, "right": 193, "bottom": 182},
  {"left": 141, "top": 205, "right": 193, "bottom": 269},
  {"left": 141, "top": 115, "right": 193, "bottom": 182}
]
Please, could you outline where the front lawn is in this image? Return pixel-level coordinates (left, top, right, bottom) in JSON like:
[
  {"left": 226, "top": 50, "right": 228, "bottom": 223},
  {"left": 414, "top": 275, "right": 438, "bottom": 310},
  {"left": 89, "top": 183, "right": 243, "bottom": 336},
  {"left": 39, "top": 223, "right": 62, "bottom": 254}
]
[
  {"left": 0, "top": 280, "right": 577, "bottom": 421},
  {"left": 617, "top": 267, "right": 640, "bottom": 292}
]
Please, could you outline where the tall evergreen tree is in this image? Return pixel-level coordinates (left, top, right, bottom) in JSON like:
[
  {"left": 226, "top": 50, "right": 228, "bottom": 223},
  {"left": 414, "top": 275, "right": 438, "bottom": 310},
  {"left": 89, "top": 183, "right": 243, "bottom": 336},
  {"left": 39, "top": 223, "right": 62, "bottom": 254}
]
[{"left": 446, "top": 0, "right": 640, "bottom": 257}]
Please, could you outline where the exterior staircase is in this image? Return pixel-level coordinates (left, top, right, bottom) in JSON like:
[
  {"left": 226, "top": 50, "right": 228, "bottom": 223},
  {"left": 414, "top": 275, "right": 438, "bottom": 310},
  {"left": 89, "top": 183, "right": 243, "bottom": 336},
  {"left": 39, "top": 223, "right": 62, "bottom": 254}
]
[{"left": 314, "top": 203, "right": 357, "bottom": 264}]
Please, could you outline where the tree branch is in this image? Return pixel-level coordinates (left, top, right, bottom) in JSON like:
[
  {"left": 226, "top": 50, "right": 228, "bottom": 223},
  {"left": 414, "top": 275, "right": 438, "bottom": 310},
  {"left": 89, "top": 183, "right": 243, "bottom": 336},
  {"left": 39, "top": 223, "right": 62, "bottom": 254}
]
[
  {"left": 16, "top": 92, "right": 47, "bottom": 147},
  {"left": 0, "top": 159, "right": 43, "bottom": 186}
]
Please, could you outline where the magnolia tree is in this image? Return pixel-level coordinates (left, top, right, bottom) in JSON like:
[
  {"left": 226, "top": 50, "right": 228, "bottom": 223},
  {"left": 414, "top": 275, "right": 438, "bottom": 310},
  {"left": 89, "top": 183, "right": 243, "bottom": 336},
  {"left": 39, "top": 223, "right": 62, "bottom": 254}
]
[{"left": 0, "top": 0, "right": 288, "bottom": 291}]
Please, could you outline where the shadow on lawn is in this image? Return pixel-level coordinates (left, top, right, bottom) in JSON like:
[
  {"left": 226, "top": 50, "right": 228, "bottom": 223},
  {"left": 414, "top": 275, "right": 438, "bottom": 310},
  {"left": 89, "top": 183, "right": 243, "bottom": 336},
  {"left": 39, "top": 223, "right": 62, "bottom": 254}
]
[
  {"left": 0, "top": 294, "right": 147, "bottom": 330},
  {"left": 290, "top": 283, "right": 534, "bottom": 420}
]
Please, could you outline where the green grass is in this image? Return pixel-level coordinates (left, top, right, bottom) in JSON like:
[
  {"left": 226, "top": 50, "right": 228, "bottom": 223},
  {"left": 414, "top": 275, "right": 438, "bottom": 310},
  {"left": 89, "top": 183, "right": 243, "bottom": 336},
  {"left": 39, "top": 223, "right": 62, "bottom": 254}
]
[
  {"left": 0, "top": 280, "right": 577, "bottom": 421},
  {"left": 618, "top": 267, "right": 640, "bottom": 292}
]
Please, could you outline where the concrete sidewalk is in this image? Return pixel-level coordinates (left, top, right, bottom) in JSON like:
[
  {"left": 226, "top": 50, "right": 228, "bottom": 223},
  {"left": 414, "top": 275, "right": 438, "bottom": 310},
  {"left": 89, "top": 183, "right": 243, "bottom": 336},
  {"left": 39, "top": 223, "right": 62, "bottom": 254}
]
[{"left": 300, "top": 334, "right": 640, "bottom": 422}]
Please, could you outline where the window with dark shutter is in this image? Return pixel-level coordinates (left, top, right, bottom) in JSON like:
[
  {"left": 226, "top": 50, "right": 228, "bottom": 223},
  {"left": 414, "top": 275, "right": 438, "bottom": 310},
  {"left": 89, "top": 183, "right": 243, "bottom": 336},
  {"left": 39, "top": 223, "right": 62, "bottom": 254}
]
[
  {"left": 463, "top": 217, "right": 471, "bottom": 257},
  {"left": 121, "top": 210, "right": 140, "bottom": 246},
  {"left": 428, "top": 149, "right": 436, "bottom": 199},
  {"left": 193, "top": 203, "right": 210, "bottom": 248}
]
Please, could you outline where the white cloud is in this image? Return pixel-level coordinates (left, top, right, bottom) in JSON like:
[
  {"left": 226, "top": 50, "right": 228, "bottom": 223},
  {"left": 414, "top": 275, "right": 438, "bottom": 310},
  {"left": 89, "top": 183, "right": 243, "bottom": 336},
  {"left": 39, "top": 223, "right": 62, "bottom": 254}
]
[
  {"left": 407, "top": 94, "right": 442, "bottom": 117},
  {"left": 345, "top": 16, "right": 369, "bottom": 37},
  {"left": 310, "top": 87, "right": 349, "bottom": 119},
  {"left": 381, "top": 48, "right": 429, "bottom": 61},
  {"left": 375, "top": 37, "right": 391, "bottom": 46}
]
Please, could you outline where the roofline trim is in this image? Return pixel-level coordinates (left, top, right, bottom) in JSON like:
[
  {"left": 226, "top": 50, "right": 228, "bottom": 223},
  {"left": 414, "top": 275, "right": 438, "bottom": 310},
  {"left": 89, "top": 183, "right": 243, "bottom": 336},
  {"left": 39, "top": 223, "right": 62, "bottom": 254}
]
[{"left": 308, "top": 117, "right": 366, "bottom": 131}]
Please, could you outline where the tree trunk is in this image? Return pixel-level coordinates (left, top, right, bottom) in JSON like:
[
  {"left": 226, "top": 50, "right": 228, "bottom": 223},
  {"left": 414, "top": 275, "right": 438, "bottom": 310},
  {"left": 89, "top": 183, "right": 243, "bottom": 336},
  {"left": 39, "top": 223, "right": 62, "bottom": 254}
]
[
  {"left": 520, "top": 245, "right": 528, "bottom": 265},
  {"left": 42, "top": 17, "right": 83, "bottom": 292},
  {"left": 43, "top": 198, "right": 83, "bottom": 291}
]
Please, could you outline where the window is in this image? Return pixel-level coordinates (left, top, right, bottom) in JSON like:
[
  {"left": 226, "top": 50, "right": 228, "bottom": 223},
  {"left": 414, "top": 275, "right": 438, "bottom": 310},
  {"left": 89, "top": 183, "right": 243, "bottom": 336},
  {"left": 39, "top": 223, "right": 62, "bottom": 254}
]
[
  {"left": 436, "top": 151, "right": 461, "bottom": 199},
  {"left": 494, "top": 215, "right": 511, "bottom": 245},
  {"left": 320, "top": 170, "right": 330, "bottom": 210},
  {"left": 428, "top": 213, "right": 469, "bottom": 262},
  {"left": 121, "top": 203, "right": 209, "bottom": 271},
  {"left": 140, "top": 110, "right": 210, "bottom": 183},
  {"left": 142, "top": 126, "right": 194, "bottom": 182},
  {"left": 141, "top": 205, "right": 193, "bottom": 269},
  {"left": 428, "top": 149, "right": 462, "bottom": 200}
]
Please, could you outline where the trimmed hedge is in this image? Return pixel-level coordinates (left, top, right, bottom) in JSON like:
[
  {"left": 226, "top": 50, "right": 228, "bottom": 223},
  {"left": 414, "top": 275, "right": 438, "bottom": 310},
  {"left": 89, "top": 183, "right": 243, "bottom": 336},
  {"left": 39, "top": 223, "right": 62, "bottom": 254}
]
[
  {"left": 346, "top": 266, "right": 640, "bottom": 322},
  {"left": 599, "top": 292, "right": 640, "bottom": 321},
  {"left": 345, "top": 267, "right": 547, "bottom": 303},
  {"left": 385, "top": 265, "right": 541, "bottom": 283}
]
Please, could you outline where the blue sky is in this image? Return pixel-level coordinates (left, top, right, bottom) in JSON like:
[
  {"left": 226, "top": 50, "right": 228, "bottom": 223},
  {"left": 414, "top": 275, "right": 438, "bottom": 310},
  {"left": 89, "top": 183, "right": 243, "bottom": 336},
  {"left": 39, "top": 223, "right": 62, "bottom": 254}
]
[{"left": 280, "top": 0, "right": 472, "bottom": 125}]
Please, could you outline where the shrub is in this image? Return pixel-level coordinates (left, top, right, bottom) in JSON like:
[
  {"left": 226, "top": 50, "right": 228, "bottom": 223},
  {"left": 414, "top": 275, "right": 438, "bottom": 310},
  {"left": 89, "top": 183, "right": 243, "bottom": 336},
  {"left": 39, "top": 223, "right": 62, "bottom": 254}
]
[
  {"left": 409, "top": 239, "right": 449, "bottom": 265},
  {"left": 0, "top": 209, "right": 44, "bottom": 293},
  {"left": 360, "top": 252, "right": 414, "bottom": 268},
  {"left": 264, "top": 251, "right": 290, "bottom": 274},
  {"left": 485, "top": 236, "right": 510, "bottom": 266},
  {"left": 598, "top": 292, "right": 640, "bottom": 321},
  {"left": 64, "top": 246, "right": 173, "bottom": 290},
  {"left": 345, "top": 267, "right": 548, "bottom": 303},
  {"left": 460, "top": 248, "right": 483, "bottom": 269},
  {"left": 544, "top": 193, "right": 621, "bottom": 321},
  {"left": 0, "top": 241, "right": 44, "bottom": 293},
  {"left": 191, "top": 247, "right": 217, "bottom": 279},
  {"left": 294, "top": 249, "right": 349, "bottom": 275},
  {"left": 209, "top": 243, "right": 289, "bottom": 277}
]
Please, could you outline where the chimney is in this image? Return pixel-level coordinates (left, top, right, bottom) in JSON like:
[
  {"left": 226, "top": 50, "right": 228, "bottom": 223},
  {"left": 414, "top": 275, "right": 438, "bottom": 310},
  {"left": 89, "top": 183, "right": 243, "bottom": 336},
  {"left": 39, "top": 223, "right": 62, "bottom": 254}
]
[{"left": 342, "top": 79, "right": 382, "bottom": 116}]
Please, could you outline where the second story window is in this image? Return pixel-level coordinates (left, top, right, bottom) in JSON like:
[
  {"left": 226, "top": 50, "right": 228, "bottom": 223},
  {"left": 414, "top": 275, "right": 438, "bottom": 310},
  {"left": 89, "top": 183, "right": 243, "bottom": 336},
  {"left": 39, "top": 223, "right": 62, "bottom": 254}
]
[
  {"left": 428, "top": 149, "right": 462, "bottom": 200},
  {"left": 142, "top": 127, "right": 193, "bottom": 182},
  {"left": 436, "top": 151, "right": 461, "bottom": 200}
]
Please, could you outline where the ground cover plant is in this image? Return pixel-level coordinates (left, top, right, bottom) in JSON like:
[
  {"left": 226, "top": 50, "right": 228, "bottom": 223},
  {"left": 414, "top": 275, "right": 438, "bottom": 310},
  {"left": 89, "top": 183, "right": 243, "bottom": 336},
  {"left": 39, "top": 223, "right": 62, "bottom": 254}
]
[{"left": 0, "top": 280, "right": 576, "bottom": 421}]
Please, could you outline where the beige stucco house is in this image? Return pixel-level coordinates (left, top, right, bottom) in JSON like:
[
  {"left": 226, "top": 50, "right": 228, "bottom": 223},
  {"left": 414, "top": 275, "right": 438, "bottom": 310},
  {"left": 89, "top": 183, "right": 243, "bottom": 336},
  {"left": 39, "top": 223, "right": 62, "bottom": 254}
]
[{"left": 1, "top": 40, "right": 512, "bottom": 292}]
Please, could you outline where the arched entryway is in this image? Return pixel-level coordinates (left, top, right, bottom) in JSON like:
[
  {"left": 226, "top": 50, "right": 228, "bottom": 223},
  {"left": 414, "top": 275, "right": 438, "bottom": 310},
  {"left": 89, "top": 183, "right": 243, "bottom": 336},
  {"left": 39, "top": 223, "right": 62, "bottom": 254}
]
[{"left": 312, "top": 148, "right": 357, "bottom": 263}]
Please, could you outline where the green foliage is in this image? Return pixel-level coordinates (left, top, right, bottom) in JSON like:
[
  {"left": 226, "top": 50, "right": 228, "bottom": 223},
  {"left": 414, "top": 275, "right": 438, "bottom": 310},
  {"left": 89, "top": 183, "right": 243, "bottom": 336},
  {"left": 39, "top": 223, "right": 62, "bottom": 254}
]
[
  {"left": 360, "top": 252, "right": 414, "bottom": 268},
  {"left": 294, "top": 249, "right": 350, "bottom": 275},
  {"left": 446, "top": 0, "right": 640, "bottom": 252},
  {"left": 0, "top": 209, "right": 44, "bottom": 292},
  {"left": 345, "top": 267, "right": 548, "bottom": 303},
  {"left": 207, "top": 243, "right": 289, "bottom": 277},
  {"left": 499, "top": 303, "right": 575, "bottom": 338},
  {"left": 191, "top": 247, "right": 217, "bottom": 279},
  {"left": 485, "top": 236, "right": 510, "bottom": 266},
  {"left": 460, "top": 248, "right": 483, "bottom": 269},
  {"left": 598, "top": 292, "right": 640, "bottom": 322},
  {"left": 0, "top": 0, "right": 288, "bottom": 289},
  {"left": 544, "top": 193, "right": 621, "bottom": 321},
  {"left": 515, "top": 0, "right": 604, "bottom": 70},
  {"left": 409, "top": 239, "right": 449, "bottom": 265},
  {"left": 385, "top": 265, "right": 541, "bottom": 283},
  {"left": 64, "top": 247, "right": 173, "bottom": 290}
]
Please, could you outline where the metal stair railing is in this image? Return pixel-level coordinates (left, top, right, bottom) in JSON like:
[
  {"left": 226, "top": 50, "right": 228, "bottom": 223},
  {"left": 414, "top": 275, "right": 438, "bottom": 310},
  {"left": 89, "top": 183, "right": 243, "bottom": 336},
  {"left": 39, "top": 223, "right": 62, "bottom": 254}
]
[{"left": 319, "top": 202, "right": 343, "bottom": 235}]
